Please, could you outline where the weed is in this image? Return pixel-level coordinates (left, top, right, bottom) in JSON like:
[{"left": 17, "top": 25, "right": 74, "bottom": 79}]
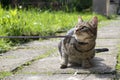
[{"left": 0, "top": 71, "right": 12, "bottom": 79}]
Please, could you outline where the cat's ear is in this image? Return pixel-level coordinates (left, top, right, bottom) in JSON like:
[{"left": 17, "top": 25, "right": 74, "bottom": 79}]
[
  {"left": 91, "top": 16, "right": 98, "bottom": 27},
  {"left": 78, "top": 16, "right": 83, "bottom": 23}
]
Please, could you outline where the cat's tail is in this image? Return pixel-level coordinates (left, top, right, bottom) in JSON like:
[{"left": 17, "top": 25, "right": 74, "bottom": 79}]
[{"left": 95, "top": 48, "right": 109, "bottom": 53}]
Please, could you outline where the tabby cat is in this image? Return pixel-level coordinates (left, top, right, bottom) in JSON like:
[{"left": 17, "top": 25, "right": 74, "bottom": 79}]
[{"left": 58, "top": 16, "right": 98, "bottom": 69}]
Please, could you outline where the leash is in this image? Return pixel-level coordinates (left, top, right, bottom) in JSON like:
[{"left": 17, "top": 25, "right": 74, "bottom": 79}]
[
  {"left": 0, "top": 36, "right": 109, "bottom": 53},
  {"left": 0, "top": 35, "right": 72, "bottom": 39}
]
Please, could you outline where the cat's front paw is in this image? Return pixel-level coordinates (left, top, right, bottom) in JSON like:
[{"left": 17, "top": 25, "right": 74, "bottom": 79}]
[{"left": 60, "top": 65, "right": 67, "bottom": 69}]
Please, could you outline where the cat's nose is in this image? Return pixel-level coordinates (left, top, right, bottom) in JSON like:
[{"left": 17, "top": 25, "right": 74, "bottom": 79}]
[
  {"left": 75, "top": 29, "right": 80, "bottom": 33},
  {"left": 75, "top": 27, "right": 79, "bottom": 31},
  {"left": 76, "top": 29, "right": 79, "bottom": 32},
  {"left": 75, "top": 30, "right": 80, "bottom": 34}
]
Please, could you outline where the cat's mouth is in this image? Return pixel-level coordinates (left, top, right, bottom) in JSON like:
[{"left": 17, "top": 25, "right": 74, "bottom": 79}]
[{"left": 77, "top": 41, "right": 88, "bottom": 45}]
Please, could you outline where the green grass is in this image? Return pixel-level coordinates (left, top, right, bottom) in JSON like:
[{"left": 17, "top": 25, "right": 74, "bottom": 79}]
[
  {"left": 116, "top": 45, "right": 120, "bottom": 72},
  {"left": 0, "top": 71, "right": 12, "bottom": 79},
  {"left": 0, "top": 6, "right": 108, "bottom": 53}
]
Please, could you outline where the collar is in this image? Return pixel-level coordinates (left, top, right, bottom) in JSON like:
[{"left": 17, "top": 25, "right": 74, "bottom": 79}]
[
  {"left": 71, "top": 35, "right": 88, "bottom": 45},
  {"left": 72, "top": 38, "right": 95, "bottom": 53},
  {"left": 73, "top": 43, "right": 95, "bottom": 53}
]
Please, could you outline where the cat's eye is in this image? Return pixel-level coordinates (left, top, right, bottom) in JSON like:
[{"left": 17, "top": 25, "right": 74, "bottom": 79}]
[
  {"left": 81, "top": 26, "right": 87, "bottom": 29},
  {"left": 80, "top": 26, "right": 89, "bottom": 31}
]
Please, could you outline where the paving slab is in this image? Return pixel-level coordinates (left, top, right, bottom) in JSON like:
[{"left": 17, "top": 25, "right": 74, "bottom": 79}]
[
  {"left": 96, "top": 39, "right": 119, "bottom": 47},
  {"left": 2, "top": 74, "right": 115, "bottom": 80},
  {"left": 0, "top": 39, "right": 59, "bottom": 72},
  {"left": 97, "top": 20, "right": 120, "bottom": 39},
  {"left": 18, "top": 52, "right": 116, "bottom": 74},
  {"left": 97, "top": 31, "right": 120, "bottom": 39}
]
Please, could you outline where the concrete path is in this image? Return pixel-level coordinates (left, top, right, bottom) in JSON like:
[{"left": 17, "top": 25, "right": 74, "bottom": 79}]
[{"left": 1, "top": 19, "right": 120, "bottom": 80}]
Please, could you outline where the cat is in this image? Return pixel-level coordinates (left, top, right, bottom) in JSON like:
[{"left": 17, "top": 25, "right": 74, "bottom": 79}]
[{"left": 58, "top": 16, "right": 98, "bottom": 69}]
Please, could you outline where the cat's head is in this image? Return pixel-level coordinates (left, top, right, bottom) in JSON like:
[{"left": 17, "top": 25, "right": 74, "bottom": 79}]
[{"left": 74, "top": 16, "right": 98, "bottom": 43}]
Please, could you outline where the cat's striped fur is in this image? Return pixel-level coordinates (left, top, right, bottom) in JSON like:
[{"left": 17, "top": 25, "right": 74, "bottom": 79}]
[{"left": 58, "top": 16, "right": 98, "bottom": 69}]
